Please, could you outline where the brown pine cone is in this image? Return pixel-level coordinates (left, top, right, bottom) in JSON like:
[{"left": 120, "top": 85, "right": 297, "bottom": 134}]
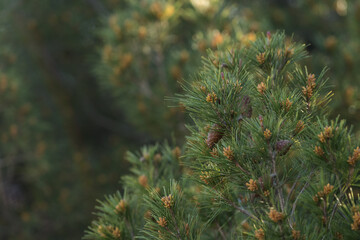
[{"left": 206, "top": 124, "right": 223, "bottom": 149}]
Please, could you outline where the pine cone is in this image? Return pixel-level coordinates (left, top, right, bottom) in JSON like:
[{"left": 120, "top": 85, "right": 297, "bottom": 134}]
[
  {"left": 206, "top": 124, "right": 223, "bottom": 149},
  {"left": 275, "top": 140, "right": 292, "bottom": 156}
]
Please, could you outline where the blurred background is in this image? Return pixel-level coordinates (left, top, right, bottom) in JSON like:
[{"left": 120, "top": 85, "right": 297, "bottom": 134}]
[{"left": 0, "top": 0, "right": 359, "bottom": 239}]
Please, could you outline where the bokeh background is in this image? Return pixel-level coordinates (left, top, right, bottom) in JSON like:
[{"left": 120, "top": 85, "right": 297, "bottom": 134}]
[{"left": 0, "top": 0, "right": 359, "bottom": 239}]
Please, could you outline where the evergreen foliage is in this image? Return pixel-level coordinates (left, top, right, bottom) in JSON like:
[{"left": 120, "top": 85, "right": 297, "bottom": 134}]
[
  {"left": 239, "top": 0, "right": 360, "bottom": 132},
  {"left": 0, "top": 1, "right": 250, "bottom": 238},
  {"left": 85, "top": 32, "right": 360, "bottom": 239},
  {"left": 2, "top": 0, "right": 360, "bottom": 239},
  {"left": 95, "top": 0, "right": 250, "bottom": 139}
]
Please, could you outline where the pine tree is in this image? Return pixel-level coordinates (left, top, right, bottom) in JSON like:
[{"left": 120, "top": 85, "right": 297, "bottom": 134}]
[
  {"left": 234, "top": 0, "right": 360, "bottom": 133},
  {"left": 0, "top": 1, "right": 250, "bottom": 238},
  {"left": 95, "top": 0, "right": 249, "bottom": 139},
  {"left": 85, "top": 32, "right": 360, "bottom": 239}
]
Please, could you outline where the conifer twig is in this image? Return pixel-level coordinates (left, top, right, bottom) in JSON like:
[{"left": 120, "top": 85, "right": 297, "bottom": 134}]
[
  {"left": 216, "top": 222, "right": 227, "bottom": 240},
  {"left": 170, "top": 209, "right": 182, "bottom": 240}
]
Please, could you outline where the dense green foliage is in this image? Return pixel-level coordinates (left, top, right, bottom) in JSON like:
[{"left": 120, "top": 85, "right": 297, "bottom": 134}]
[
  {"left": 1, "top": 0, "right": 360, "bottom": 239},
  {"left": 85, "top": 32, "right": 360, "bottom": 239},
  {"left": 242, "top": 0, "right": 360, "bottom": 131}
]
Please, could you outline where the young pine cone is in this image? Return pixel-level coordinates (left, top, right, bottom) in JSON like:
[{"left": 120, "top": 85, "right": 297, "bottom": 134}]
[
  {"left": 206, "top": 124, "right": 223, "bottom": 149},
  {"left": 275, "top": 140, "right": 292, "bottom": 156}
]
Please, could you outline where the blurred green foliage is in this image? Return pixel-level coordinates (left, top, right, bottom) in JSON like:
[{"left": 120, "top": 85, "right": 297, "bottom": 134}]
[
  {"left": 0, "top": 1, "right": 131, "bottom": 239},
  {"left": 95, "top": 0, "right": 251, "bottom": 139},
  {"left": 0, "top": 0, "right": 359, "bottom": 239}
]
